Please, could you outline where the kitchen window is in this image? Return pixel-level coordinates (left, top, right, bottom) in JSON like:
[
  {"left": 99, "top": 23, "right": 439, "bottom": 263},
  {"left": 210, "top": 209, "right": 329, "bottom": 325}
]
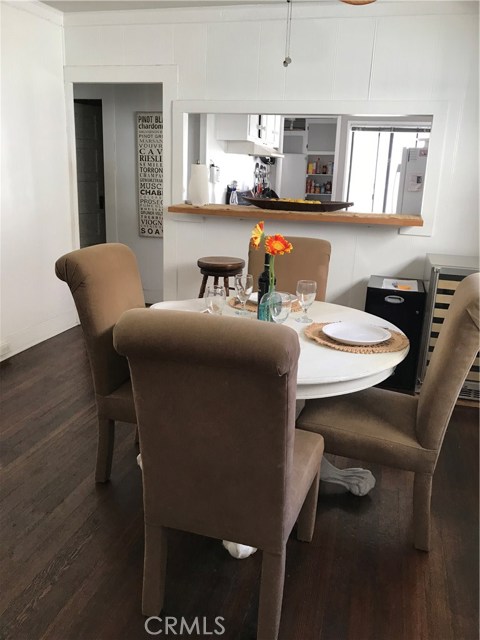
[{"left": 345, "top": 125, "right": 431, "bottom": 214}]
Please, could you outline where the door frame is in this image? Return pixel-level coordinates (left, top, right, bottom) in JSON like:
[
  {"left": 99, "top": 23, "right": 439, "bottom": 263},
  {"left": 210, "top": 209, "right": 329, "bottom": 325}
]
[{"left": 64, "top": 65, "right": 178, "bottom": 250}]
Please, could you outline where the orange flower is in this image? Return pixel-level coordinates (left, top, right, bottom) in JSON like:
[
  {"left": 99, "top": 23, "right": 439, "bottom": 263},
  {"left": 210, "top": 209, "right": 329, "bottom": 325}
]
[
  {"left": 250, "top": 221, "right": 265, "bottom": 249},
  {"left": 265, "top": 234, "right": 293, "bottom": 256}
]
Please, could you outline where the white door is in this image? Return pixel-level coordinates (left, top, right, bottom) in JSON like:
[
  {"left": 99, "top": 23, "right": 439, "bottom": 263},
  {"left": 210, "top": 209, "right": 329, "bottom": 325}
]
[{"left": 279, "top": 154, "right": 307, "bottom": 199}]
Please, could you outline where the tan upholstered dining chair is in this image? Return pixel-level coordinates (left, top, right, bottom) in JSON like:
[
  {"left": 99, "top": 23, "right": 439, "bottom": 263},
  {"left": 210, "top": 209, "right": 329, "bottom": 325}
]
[
  {"left": 55, "top": 243, "right": 144, "bottom": 482},
  {"left": 248, "top": 236, "right": 331, "bottom": 301},
  {"left": 297, "top": 272, "right": 479, "bottom": 551},
  {"left": 114, "top": 309, "right": 324, "bottom": 640}
]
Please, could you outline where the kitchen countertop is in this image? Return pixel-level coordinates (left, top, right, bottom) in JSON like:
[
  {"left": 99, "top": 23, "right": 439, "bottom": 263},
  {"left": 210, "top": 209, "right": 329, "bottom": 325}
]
[{"left": 167, "top": 203, "right": 424, "bottom": 227}]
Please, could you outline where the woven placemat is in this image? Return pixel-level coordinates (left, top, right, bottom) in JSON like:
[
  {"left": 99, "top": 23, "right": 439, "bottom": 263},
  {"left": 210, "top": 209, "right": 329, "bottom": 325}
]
[
  {"left": 228, "top": 297, "right": 302, "bottom": 314},
  {"left": 304, "top": 322, "right": 409, "bottom": 354}
]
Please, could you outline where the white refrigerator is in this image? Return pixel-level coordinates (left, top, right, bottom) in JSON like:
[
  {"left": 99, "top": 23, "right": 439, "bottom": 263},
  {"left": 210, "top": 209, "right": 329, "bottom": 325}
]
[{"left": 395, "top": 147, "right": 428, "bottom": 214}]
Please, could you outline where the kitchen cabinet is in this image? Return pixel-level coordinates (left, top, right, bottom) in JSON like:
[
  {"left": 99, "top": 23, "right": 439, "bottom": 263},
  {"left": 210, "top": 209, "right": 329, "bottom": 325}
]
[
  {"left": 304, "top": 118, "right": 340, "bottom": 200},
  {"left": 215, "top": 114, "right": 282, "bottom": 150},
  {"left": 260, "top": 114, "right": 282, "bottom": 148},
  {"left": 283, "top": 129, "right": 307, "bottom": 154},
  {"left": 216, "top": 114, "right": 260, "bottom": 143}
]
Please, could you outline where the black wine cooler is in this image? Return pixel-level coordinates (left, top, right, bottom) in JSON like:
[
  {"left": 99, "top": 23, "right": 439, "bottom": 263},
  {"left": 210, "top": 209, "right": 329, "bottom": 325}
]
[{"left": 365, "top": 275, "right": 426, "bottom": 393}]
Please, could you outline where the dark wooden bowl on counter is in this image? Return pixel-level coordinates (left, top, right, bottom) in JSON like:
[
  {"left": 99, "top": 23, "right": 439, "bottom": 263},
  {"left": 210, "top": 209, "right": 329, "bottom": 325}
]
[{"left": 242, "top": 197, "right": 354, "bottom": 213}]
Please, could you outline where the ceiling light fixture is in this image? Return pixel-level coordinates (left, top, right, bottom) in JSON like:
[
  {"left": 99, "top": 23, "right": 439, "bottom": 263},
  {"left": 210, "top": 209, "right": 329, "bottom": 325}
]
[
  {"left": 283, "top": 0, "right": 377, "bottom": 68},
  {"left": 339, "top": 0, "right": 377, "bottom": 4},
  {"left": 283, "top": 0, "right": 293, "bottom": 67}
]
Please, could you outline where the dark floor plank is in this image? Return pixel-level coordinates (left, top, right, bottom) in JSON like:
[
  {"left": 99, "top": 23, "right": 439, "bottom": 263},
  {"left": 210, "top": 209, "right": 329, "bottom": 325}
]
[{"left": 0, "top": 327, "right": 478, "bottom": 640}]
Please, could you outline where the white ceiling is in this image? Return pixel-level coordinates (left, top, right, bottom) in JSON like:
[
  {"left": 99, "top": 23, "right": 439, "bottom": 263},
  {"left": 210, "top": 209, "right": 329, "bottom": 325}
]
[
  {"left": 40, "top": 0, "right": 310, "bottom": 12},
  {"left": 38, "top": 0, "right": 424, "bottom": 13}
]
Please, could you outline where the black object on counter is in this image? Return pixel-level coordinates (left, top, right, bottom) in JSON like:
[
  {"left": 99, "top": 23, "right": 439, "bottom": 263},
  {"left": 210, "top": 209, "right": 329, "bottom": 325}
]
[
  {"left": 226, "top": 188, "right": 256, "bottom": 205},
  {"left": 260, "top": 188, "right": 279, "bottom": 199}
]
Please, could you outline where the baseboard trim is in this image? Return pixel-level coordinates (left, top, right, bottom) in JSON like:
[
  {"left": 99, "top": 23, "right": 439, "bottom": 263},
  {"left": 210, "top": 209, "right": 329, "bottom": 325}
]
[{"left": 0, "top": 311, "right": 79, "bottom": 362}]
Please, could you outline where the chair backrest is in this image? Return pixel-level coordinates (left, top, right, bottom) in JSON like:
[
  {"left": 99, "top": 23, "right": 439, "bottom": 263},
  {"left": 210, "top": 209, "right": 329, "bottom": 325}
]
[
  {"left": 247, "top": 236, "right": 331, "bottom": 301},
  {"left": 55, "top": 243, "right": 145, "bottom": 397},
  {"left": 417, "top": 272, "right": 479, "bottom": 452},
  {"left": 114, "top": 309, "right": 300, "bottom": 552}
]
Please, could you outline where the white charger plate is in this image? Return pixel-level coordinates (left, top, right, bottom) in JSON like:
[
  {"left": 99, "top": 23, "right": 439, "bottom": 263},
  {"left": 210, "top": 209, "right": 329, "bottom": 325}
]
[{"left": 322, "top": 322, "right": 391, "bottom": 346}]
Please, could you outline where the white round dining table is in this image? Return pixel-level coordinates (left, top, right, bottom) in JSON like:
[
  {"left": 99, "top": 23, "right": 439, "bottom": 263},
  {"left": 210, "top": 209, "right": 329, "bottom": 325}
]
[
  {"left": 148, "top": 297, "right": 410, "bottom": 559},
  {"left": 151, "top": 298, "right": 408, "bottom": 400}
]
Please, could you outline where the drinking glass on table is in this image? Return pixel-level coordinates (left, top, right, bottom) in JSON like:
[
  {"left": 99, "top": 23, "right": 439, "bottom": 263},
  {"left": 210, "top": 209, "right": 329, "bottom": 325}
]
[
  {"left": 295, "top": 280, "right": 317, "bottom": 323},
  {"left": 234, "top": 273, "right": 254, "bottom": 316},
  {"left": 269, "top": 292, "right": 292, "bottom": 324},
  {"left": 204, "top": 285, "right": 226, "bottom": 315}
]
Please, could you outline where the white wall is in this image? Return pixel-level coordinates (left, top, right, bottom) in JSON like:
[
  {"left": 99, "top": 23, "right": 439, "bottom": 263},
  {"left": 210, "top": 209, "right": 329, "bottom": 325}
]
[
  {"left": 62, "top": 1, "right": 479, "bottom": 307},
  {"left": 74, "top": 83, "right": 164, "bottom": 302},
  {"left": 1, "top": 2, "right": 77, "bottom": 360},
  {"left": 204, "top": 115, "right": 256, "bottom": 204},
  {"left": 1, "top": 2, "right": 478, "bottom": 358}
]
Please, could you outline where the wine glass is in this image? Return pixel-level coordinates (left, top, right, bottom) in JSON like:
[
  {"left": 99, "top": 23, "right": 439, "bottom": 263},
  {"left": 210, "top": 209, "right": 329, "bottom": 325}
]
[
  {"left": 234, "top": 274, "right": 254, "bottom": 316},
  {"left": 204, "top": 285, "right": 226, "bottom": 315},
  {"left": 295, "top": 280, "right": 317, "bottom": 323},
  {"left": 269, "top": 292, "right": 292, "bottom": 324}
]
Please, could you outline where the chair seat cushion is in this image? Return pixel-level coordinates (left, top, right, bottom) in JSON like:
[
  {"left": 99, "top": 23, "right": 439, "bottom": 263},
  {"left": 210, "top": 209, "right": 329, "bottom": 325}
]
[
  {"left": 96, "top": 379, "right": 136, "bottom": 424},
  {"left": 297, "top": 387, "right": 436, "bottom": 474}
]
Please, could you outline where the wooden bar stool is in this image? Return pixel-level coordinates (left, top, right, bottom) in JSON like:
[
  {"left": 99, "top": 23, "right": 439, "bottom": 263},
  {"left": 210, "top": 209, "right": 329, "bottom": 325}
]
[{"left": 197, "top": 256, "right": 245, "bottom": 298}]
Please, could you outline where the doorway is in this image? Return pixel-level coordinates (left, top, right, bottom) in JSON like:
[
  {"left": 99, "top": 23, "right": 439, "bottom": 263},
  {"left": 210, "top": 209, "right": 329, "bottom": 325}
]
[
  {"left": 70, "top": 79, "right": 167, "bottom": 303},
  {"left": 345, "top": 125, "right": 431, "bottom": 214},
  {"left": 74, "top": 99, "right": 106, "bottom": 247}
]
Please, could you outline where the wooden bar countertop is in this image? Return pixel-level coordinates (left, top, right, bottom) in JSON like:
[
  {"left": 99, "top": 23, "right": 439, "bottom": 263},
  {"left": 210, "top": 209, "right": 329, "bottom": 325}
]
[{"left": 167, "top": 203, "right": 424, "bottom": 227}]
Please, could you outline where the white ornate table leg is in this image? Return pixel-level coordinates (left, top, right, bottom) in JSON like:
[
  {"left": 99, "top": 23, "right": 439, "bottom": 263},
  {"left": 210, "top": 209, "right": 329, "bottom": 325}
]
[
  {"left": 294, "top": 401, "right": 376, "bottom": 496},
  {"left": 320, "top": 456, "right": 376, "bottom": 496},
  {"left": 222, "top": 540, "right": 257, "bottom": 559}
]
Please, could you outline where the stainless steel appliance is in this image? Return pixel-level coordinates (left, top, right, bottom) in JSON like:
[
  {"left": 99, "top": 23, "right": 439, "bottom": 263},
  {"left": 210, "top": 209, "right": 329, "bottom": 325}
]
[{"left": 417, "top": 254, "right": 479, "bottom": 401}]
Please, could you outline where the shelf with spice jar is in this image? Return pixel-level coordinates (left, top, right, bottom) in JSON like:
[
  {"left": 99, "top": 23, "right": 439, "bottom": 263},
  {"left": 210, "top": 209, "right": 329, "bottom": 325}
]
[
  {"left": 305, "top": 174, "right": 333, "bottom": 197},
  {"left": 305, "top": 153, "right": 336, "bottom": 198},
  {"left": 304, "top": 117, "right": 339, "bottom": 199}
]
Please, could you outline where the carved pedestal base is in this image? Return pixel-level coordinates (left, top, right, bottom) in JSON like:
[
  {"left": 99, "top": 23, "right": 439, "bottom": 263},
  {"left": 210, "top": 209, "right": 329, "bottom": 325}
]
[
  {"left": 320, "top": 457, "right": 376, "bottom": 496},
  {"left": 137, "top": 441, "right": 376, "bottom": 562},
  {"left": 222, "top": 540, "right": 257, "bottom": 559}
]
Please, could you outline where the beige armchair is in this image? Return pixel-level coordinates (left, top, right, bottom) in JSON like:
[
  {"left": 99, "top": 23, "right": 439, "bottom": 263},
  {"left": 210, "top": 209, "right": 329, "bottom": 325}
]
[
  {"left": 55, "top": 243, "right": 144, "bottom": 482},
  {"left": 248, "top": 236, "right": 331, "bottom": 301},
  {"left": 114, "top": 309, "right": 324, "bottom": 640},
  {"left": 297, "top": 272, "right": 479, "bottom": 551}
]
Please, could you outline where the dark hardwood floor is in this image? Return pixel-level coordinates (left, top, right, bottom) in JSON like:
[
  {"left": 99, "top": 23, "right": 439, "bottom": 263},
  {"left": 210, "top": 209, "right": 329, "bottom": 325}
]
[{"left": 1, "top": 326, "right": 478, "bottom": 640}]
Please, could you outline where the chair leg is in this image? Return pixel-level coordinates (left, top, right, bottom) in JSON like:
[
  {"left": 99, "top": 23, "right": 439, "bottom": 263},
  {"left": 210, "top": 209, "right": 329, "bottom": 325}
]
[
  {"left": 142, "top": 524, "right": 168, "bottom": 616},
  {"left": 198, "top": 275, "right": 208, "bottom": 298},
  {"left": 223, "top": 276, "right": 229, "bottom": 296},
  {"left": 95, "top": 418, "right": 115, "bottom": 483},
  {"left": 413, "top": 472, "right": 433, "bottom": 551},
  {"left": 257, "top": 548, "right": 286, "bottom": 640},
  {"left": 296, "top": 471, "right": 320, "bottom": 542}
]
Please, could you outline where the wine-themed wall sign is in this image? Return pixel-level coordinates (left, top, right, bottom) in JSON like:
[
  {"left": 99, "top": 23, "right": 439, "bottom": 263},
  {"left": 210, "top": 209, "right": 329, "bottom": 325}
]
[{"left": 136, "top": 112, "right": 163, "bottom": 238}]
